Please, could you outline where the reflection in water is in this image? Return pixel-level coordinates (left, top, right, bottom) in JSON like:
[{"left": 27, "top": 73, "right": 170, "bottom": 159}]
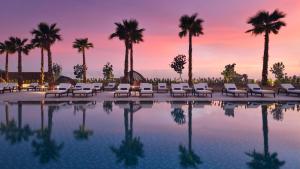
[
  {"left": 103, "top": 101, "right": 113, "bottom": 114},
  {"left": 73, "top": 102, "right": 94, "bottom": 140},
  {"left": 31, "top": 102, "right": 64, "bottom": 164},
  {"left": 110, "top": 102, "right": 144, "bottom": 167},
  {"left": 0, "top": 102, "right": 33, "bottom": 144},
  {"left": 246, "top": 104, "right": 285, "bottom": 169},
  {"left": 171, "top": 102, "right": 202, "bottom": 168}
]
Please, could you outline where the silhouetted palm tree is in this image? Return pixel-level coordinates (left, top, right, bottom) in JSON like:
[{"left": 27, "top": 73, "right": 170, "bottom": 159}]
[
  {"left": 246, "top": 10, "right": 286, "bottom": 86},
  {"left": 31, "top": 22, "right": 62, "bottom": 88},
  {"left": 128, "top": 20, "right": 145, "bottom": 84},
  {"left": 179, "top": 13, "right": 204, "bottom": 85},
  {"left": 32, "top": 105, "right": 64, "bottom": 164},
  {"left": 171, "top": 108, "right": 186, "bottom": 125},
  {"left": 9, "top": 37, "right": 32, "bottom": 89},
  {"left": 0, "top": 40, "right": 15, "bottom": 81},
  {"left": 111, "top": 102, "right": 144, "bottom": 167},
  {"left": 31, "top": 32, "right": 48, "bottom": 84},
  {"left": 72, "top": 38, "right": 93, "bottom": 83},
  {"left": 246, "top": 105, "right": 285, "bottom": 169},
  {"left": 73, "top": 105, "right": 93, "bottom": 140},
  {"left": 178, "top": 102, "right": 202, "bottom": 168},
  {"left": 110, "top": 20, "right": 139, "bottom": 82}
]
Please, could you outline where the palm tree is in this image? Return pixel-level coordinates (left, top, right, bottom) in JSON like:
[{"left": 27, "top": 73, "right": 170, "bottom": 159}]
[
  {"left": 178, "top": 102, "right": 202, "bottom": 168},
  {"left": 0, "top": 40, "right": 15, "bottom": 82},
  {"left": 246, "top": 10, "right": 286, "bottom": 86},
  {"left": 31, "top": 22, "right": 62, "bottom": 89},
  {"left": 179, "top": 13, "right": 204, "bottom": 85},
  {"left": 128, "top": 20, "right": 145, "bottom": 84},
  {"left": 246, "top": 104, "right": 285, "bottom": 169},
  {"left": 31, "top": 33, "right": 47, "bottom": 85},
  {"left": 72, "top": 38, "right": 93, "bottom": 83},
  {"left": 10, "top": 37, "right": 32, "bottom": 89},
  {"left": 109, "top": 20, "right": 132, "bottom": 82}
]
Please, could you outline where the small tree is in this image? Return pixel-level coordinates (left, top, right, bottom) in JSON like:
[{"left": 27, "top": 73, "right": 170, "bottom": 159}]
[
  {"left": 270, "top": 62, "right": 286, "bottom": 82},
  {"left": 221, "top": 63, "right": 237, "bottom": 82},
  {"left": 170, "top": 55, "right": 187, "bottom": 81},
  {"left": 52, "top": 63, "right": 62, "bottom": 80},
  {"left": 102, "top": 62, "right": 114, "bottom": 80},
  {"left": 74, "top": 64, "right": 84, "bottom": 80}
]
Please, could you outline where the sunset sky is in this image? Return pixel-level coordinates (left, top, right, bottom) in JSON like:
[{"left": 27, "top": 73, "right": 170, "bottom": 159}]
[{"left": 0, "top": 0, "right": 299, "bottom": 79}]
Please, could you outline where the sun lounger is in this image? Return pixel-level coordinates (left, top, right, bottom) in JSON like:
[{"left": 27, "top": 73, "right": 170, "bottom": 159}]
[
  {"left": 73, "top": 83, "right": 94, "bottom": 97},
  {"left": 222, "top": 83, "right": 248, "bottom": 97},
  {"left": 6, "top": 83, "right": 18, "bottom": 92},
  {"left": 139, "top": 83, "right": 154, "bottom": 97},
  {"left": 26, "top": 82, "right": 39, "bottom": 91},
  {"left": 170, "top": 84, "right": 186, "bottom": 97},
  {"left": 247, "top": 83, "right": 275, "bottom": 97},
  {"left": 157, "top": 83, "right": 169, "bottom": 93},
  {"left": 114, "top": 83, "right": 130, "bottom": 97},
  {"left": 278, "top": 83, "right": 300, "bottom": 96},
  {"left": 45, "top": 83, "right": 72, "bottom": 98},
  {"left": 193, "top": 83, "right": 213, "bottom": 97},
  {"left": 104, "top": 82, "right": 116, "bottom": 91},
  {"left": 93, "top": 83, "right": 103, "bottom": 92},
  {"left": 74, "top": 83, "right": 85, "bottom": 90},
  {"left": 0, "top": 83, "right": 6, "bottom": 94}
]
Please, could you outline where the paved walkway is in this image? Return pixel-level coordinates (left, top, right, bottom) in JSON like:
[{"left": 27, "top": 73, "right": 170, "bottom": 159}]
[{"left": 0, "top": 91, "right": 299, "bottom": 102}]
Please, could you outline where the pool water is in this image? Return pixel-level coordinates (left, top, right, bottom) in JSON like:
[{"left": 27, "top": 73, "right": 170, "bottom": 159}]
[{"left": 0, "top": 101, "right": 299, "bottom": 169}]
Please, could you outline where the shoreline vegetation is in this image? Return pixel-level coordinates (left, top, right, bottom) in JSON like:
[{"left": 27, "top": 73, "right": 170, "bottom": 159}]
[{"left": 0, "top": 9, "right": 299, "bottom": 89}]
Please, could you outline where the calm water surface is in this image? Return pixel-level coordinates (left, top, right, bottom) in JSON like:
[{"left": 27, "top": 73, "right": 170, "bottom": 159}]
[{"left": 0, "top": 101, "right": 299, "bottom": 169}]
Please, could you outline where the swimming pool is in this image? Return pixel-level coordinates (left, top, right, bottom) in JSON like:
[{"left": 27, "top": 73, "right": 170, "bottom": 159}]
[{"left": 0, "top": 101, "right": 299, "bottom": 169}]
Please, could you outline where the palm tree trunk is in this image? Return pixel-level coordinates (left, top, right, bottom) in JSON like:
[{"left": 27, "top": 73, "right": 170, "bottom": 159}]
[
  {"left": 124, "top": 109, "right": 129, "bottom": 140},
  {"left": 261, "top": 32, "right": 269, "bottom": 86},
  {"left": 82, "top": 109, "right": 86, "bottom": 130},
  {"left": 41, "top": 102, "right": 44, "bottom": 131},
  {"left": 5, "top": 103, "right": 9, "bottom": 125},
  {"left": 40, "top": 48, "right": 44, "bottom": 85},
  {"left": 130, "top": 44, "right": 134, "bottom": 85},
  {"left": 5, "top": 52, "right": 9, "bottom": 82},
  {"left": 47, "top": 47, "right": 55, "bottom": 89},
  {"left": 82, "top": 49, "right": 87, "bottom": 83},
  {"left": 130, "top": 106, "right": 133, "bottom": 139},
  {"left": 262, "top": 105, "right": 269, "bottom": 156},
  {"left": 188, "top": 33, "right": 193, "bottom": 86},
  {"left": 124, "top": 41, "right": 129, "bottom": 82},
  {"left": 17, "top": 51, "right": 22, "bottom": 90},
  {"left": 188, "top": 102, "right": 192, "bottom": 152}
]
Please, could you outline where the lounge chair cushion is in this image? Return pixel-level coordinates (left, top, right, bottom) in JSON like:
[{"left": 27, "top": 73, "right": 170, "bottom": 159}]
[
  {"left": 253, "top": 88, "right": 261, "bottom": 90},
  {"left": 228, "top": 88, "right": 236, "bottom": 90}
]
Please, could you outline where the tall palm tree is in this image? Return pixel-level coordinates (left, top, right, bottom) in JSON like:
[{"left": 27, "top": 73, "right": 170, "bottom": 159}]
[
  {"left": 246, "top": 10, "right": 286, "bottom": 86},
  {"left": 72, "top": 38, "right": 93, "bottom": 83},
  {"left": 128, "top": 20, "right": 145, "bottom": 84},
  {"left": 0, "top": 40, "right": 15, "bottom": 82},
  {"left": 246, "top": 104, "right": 285, "bottom": 169},
  {"left": 109, "top": 20, "right": 131, "bottom": 82},
  {"left": 10, "top": 37, "right": 32, "bottom": 89},
  {"left": 31, "top": 22, "right": 62, "bottom": 89},
  {"left": 179, "top": 13, "right": 204, "bottom": 85},
  {"left": 31, "top": 33, "right": 47, "bottom": 85}
]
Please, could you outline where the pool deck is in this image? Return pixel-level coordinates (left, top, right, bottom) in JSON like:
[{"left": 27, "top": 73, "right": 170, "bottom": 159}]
[{"left": 0, "top": 91, "right": 300, "bottom": 102}]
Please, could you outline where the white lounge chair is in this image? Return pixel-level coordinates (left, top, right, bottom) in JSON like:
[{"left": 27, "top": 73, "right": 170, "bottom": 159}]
[
  {"left": 278, "top": 83, "right": 300, "bottom": 96},
  {"left": 74, "top": 83, "right": 85, "bottom": 90},
  {"left": 247, "top": 83, "right": 275, "bottom": 97},
  {"left": 27, "top": 82, "right": 39, "bottom": 91},
  {"left": 114, "top": 83, "right": 130, "bottom": 97},
  {"left": 222, "top": 83, "right": 248, "bottom": 97},
  {"left": 139, "top": 83, "right": 154, "bottom": 97},
  {"left": 170, "top": 84, "right": 186, "bottom": 97},
  {"left": 45, "top": 83, "right": 72, "bottom": 98},
  {"left": 193, "top": 83, "right": 213, "bottom": 97},
  {"left": 0, "top": 83, "right": 6, "bottom": 94},
  {"left": 157, "top": 83, "right": 169, "bottom": 93},
  {"left": 6, "top": 83, "right": 18, "bottom": 92},
  {"left": 104, "top": 82, "right": 116, "bottom": 91},
  {"left": 93, "top": 83, "right": 103, "bottom": 92},
  {"left": 73, "top": 83, "right": 94, "bottom": 97}
]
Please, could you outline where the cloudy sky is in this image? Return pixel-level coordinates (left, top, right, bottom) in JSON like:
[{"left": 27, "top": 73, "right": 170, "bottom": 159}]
[{"left": 0, "top": 0, "right": 299, "bottom": 79}]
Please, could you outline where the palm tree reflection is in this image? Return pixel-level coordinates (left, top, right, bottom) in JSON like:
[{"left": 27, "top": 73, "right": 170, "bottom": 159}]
[
  {"left": 246, "top": 104, "right": 285, "bottom": 169},
  {"left": 73, "top": 103, "right": 93, "bottom": 140},
  {"left": 31, "top": 102, "right": 64, "bottom": 164},
  {"left": 172, "top": 102, "right": 202, "bottom": 168},
  {"left": 111, "top": 102, "right": 144, "bottom": 167},
  {"left": 0, "top": 102, "right": 33, "bottom": 144},
  {"left": 103, "top": 101, "right": 113, "bottom": 114}
]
